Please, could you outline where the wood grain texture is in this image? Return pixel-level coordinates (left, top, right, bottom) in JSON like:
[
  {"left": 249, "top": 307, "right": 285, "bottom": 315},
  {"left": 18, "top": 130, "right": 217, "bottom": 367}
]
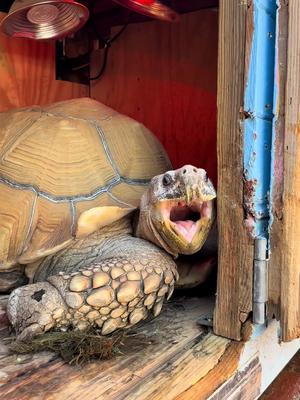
[
  {"left": 207, "top": 356, "right": 261, "bottom": 400},
  {"left": 90, "top": 10, "right": 218, "bottom": 183},
  {"left": 280, "top": 0, "right": 300, "bottom": 341},
  {"left": 4, "top": 296, "right": 296, "bottom": 400},
  {"left": 121, "top": 334, "right": 230, "bottom": 400},
  {"left": 0, "top": 297, "right": 232, "bottom": 400},
  {"left": 268, "top": 0, "right": 288, "bottom": 320},
  {"left": 0, "top": 12, "right": 88, "bottom": 112},
  {"left": 175, "top": 340, "right": 245, "bottom": 400},
  {"left": 214, "top": 0, "right": 254, "bottom": 340}
]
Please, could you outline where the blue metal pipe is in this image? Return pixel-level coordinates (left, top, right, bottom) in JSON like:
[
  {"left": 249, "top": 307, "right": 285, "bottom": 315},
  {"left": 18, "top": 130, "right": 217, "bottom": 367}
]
[{"left": 243, "top": 0, "right": 277, "bottom": 239}]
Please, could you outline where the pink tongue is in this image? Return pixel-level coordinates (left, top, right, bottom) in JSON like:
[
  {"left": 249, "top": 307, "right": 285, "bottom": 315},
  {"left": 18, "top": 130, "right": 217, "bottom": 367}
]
[
  {"left": 176, "top": 220, "right": 194, "bottom": 230},
  {"left": 174, "top": 220, "right": 198, "bottom": 243}
]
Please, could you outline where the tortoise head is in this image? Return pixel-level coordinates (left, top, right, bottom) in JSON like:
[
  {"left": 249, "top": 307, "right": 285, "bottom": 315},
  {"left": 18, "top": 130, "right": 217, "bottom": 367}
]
[{"left": 136, "top": 165, "right": 216, "bottom": 257}]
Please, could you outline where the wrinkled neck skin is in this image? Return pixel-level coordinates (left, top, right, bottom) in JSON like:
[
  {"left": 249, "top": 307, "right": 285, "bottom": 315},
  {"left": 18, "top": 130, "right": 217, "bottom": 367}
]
[
  {"left": 136, "top": 208, "right": 178, "bottom": 257},
  {"left": 135, "top": 190, "right": 179, "bottom": 258}
]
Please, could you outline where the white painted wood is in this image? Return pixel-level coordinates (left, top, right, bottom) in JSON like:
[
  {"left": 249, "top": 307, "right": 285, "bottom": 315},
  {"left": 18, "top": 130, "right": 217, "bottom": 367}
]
[{"left": 239, "top": 320, "right": 300, "bottom": 395}]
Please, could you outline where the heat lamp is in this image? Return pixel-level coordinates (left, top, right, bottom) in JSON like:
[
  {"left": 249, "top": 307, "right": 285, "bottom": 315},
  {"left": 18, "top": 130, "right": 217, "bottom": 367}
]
[
  {"left": 112, "top": 0, "right": 178, "bottom": 22},
  {"left": 0, "top": 0, "right": 178, "bottom": 40},
  {"left": 0, "top": 0, "right": 89, "bottom": 40}
]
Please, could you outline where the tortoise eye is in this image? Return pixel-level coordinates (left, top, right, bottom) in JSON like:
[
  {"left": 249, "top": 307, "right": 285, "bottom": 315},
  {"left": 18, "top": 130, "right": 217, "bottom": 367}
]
[
  {"left": 204, "top": 172, "right": 208, "bottom": 182},
  {"left": 162, "top": 173, "right": 173, "bottom": 187}
]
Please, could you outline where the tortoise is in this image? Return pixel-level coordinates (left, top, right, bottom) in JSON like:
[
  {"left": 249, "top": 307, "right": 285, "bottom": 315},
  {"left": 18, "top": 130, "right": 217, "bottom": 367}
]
[{"left": 0, "top": 98, "right": 216, "bottom": 340}]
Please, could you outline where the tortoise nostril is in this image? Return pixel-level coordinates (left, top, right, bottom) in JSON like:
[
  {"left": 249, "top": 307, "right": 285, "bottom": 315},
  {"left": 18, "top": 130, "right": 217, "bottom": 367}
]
[
  {"left": 163, "top": 173, "right": 173, "bottom": 186},
  {"left": 183, "top": 169, "right": 187, "bottom": 174},
  {"left": 193, "top": 168, "right": 197, "bottom": 173}
]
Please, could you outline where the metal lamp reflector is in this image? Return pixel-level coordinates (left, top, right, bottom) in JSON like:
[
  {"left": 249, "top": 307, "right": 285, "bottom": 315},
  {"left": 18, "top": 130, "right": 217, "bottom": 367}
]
[
  {"left": 0, "top": 0, "right": 89, "bottom": 40},
  {"left": 112, "top": 0, "right": 179, "bottom": 22}
]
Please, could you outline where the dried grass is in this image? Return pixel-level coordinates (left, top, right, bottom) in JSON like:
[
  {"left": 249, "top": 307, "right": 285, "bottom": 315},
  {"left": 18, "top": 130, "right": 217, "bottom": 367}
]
[{"left": 9, "top": 327, "right": 154, "bottom": 365}]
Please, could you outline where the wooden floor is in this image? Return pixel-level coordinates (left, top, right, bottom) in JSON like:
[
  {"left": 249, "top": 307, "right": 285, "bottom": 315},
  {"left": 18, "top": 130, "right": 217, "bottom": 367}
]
[
  {"left": 3, "top": 294, "right": 299, "bottom": 400},
  {"left": 0, "top": 296, "right": 248, "bottom": 400}
]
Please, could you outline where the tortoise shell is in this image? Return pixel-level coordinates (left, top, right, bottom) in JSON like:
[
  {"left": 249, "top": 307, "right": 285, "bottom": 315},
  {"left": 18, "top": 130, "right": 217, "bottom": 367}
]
[{"left": 0, "top": 98, "right": 171, "bottom": 269}]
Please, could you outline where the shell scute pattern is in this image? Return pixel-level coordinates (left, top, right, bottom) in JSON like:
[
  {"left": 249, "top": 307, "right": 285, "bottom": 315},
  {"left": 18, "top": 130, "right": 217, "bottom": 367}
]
[{"left": 0, "top": 98, "right": 172, "bottom": 270}]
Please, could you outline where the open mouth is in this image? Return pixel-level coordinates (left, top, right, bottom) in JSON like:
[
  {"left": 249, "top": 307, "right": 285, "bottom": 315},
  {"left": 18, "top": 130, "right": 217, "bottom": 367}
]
[{"left": 165, "top": 200, "right": 213, "bottom": 243}]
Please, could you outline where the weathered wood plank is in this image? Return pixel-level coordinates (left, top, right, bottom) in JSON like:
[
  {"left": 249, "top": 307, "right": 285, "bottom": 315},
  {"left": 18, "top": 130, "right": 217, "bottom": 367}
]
[
  {"left": 268, "top": 0, "right": 288, "bottom": 320},
  {"left": 280, "top": 0, "right": 300, "bottom": 341},
  {"left": 0, "top": 298, "right": 219, "bottom": 399},
  {"left": 175, "top": 341, "right": 245, "bottom": 400},
  {"left": 120, "top": 334, "right": 230, "bottom": 400},
  {"left": 214, "top": 0, "right": 253, "bottom": 340},
  {"left": 208, "top": 356, "right": 261, "bottom": 400},
  {"left": 1, "top": 295, "right": 298, "bottom": 399},
  {"left": 0, "top": 12, "right": 88, "bottom": 112}
]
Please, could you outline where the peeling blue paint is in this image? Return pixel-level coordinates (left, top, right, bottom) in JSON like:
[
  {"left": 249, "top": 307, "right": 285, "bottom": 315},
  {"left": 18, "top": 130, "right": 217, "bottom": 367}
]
[{"left": 243, "top": 0, "right": 277, "bottom": 238}]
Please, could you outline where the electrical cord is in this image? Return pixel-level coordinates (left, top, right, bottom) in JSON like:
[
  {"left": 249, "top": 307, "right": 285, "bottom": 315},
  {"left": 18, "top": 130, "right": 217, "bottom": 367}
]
[
  {"left": 88, "top": 0, "right": 130, "bottom": 81},
  {"left": 89, "top": 22, "right": 129, "bottom": 81}
]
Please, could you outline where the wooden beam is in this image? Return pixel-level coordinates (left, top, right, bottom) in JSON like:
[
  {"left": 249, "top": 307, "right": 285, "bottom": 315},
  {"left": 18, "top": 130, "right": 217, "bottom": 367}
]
[
  {"left": 280, "top": 0, "right": 300, "bottom": 341},
  {"left": 214, "top": 0, "right": 254, "bottom": 340},
  {"left": 268, "top": 0, "right": 288, "bottom": 321}
]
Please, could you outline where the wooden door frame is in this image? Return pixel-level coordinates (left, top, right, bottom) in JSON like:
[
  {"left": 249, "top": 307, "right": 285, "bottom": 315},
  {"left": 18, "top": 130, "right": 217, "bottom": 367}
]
[
  {"left": 214, "top": 0, "right": 253, "bottom": 340},
  {"left": 216, "top": 0, "right": 300, "bottom": 342},
  {"left": 270, "top": 0, "right": 300, "bottom": 341}
]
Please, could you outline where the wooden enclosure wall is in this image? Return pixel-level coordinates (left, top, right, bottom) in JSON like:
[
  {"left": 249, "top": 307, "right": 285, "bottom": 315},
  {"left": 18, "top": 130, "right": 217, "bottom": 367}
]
[
  {"left": 267, "top": 0, "right": 300, "bottom": 342},
  {"left": 277, "top": 0, "right": 300, "bottom": 341},
  {"left": 90, "top": 10, "right": 218, "bottom": 184},
  {"left": 214, "top": 0, "right": 253, "bottom": 340},
  {"left": 0, "top": 12, "right": 88, "bottom": 112},
  {"left": 268, "top": 0, "right": 287, "bottom": 323}
]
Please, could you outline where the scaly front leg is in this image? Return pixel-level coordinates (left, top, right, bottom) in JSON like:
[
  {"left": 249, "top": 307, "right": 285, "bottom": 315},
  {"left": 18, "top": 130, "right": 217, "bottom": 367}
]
[{"left": 7, "top": 247, "right": 178, "bottom": 340}]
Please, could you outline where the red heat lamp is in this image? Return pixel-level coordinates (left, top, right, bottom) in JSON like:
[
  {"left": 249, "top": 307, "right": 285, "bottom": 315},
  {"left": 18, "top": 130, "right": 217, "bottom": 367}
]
[
  {"left": 0, "top": 0, "right": 178, "bottom": 40},
  {"left": 112, "top": 0, "right": 179, "bottom": 22},
  {"left": 0, "top": 0, "right": 89, "bottom": 40}
]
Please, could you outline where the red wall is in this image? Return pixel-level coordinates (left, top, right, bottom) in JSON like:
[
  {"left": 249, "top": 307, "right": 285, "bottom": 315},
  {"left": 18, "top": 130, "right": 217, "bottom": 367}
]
[{"left": 91, "top": 9, "right": 218, "bottom": 184}]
